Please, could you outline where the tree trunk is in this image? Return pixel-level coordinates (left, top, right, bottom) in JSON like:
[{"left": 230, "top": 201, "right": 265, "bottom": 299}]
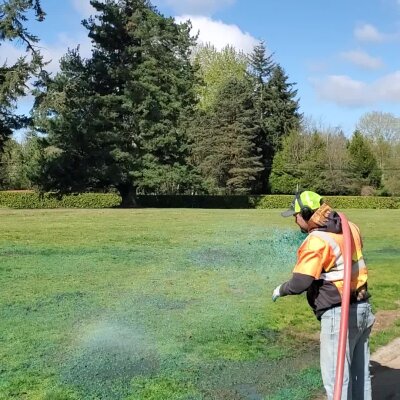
[{"left": 117, "top": 183, "right": 138, "bottom": 208}]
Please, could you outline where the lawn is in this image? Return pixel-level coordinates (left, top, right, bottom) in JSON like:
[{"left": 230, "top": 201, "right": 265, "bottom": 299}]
[{"left": 0, "top": 209, "right": 399, "bottom": 400}]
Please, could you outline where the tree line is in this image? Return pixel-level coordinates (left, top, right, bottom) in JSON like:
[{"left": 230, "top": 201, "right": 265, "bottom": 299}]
[{"left": 1, "top": 0, "right": 400, "bottom": 206}]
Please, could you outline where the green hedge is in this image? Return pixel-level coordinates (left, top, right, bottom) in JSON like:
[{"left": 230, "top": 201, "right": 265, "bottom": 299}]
[
  {"left": 0, "top": 192, "right": 399, "bottom": 209},
  {"left": 0, "top": 192, "right": 253, "bottom": 209},
  {"left": 138, "top": 194, "right": 399, "bottom": 209},
  {"left": 322, "top": 196, "right": 400, "bottom": 209},
  {"left": 0, "top": 192, "right": 121, "bottom": 209},
  {"left": 250, "top": 195, "right": 293, "bottom": 209},
  {"left": 137, "top": 195, "right": 252, "bottom": 208},
  {"left": 252, "top": 195, "right": 400, "bottom": 210}
]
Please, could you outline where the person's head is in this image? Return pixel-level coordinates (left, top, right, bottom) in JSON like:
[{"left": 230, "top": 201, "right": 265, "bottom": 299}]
[{"left": 281, "top": 190, "right": 324, "bottom": 232}]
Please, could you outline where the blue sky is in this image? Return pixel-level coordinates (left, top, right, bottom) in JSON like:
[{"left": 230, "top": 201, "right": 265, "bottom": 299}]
[{"left": 3, "top": 0, "right": 400, "bottom": 137}]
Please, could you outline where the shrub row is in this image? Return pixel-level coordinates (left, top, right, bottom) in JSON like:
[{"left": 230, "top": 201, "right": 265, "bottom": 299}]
[
  {"left": 252, "top": 195, "right": 400, "bottom": 209},
  {"left": 0, "top": 192, "right": 399, "bottom": 209},
  {"left": 138, "top": 195, "right": 252, "bottom": 208},
  {"left": 138, "top": 195, "right": 400, "bottom": 209},
  {"left": 0, "top": 192, "right": 121, "bottom": 209},
  {"left": 322, "top": 195, "right": 400, "bottom": 210},
  {"left": 137, "top": 194, "right": 400, "bottom": 209},
  {"left": 0, "top": 193, "right": 253, "bottom": 209}
]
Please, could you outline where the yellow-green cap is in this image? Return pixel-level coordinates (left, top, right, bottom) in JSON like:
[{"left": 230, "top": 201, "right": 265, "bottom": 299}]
[{"left": 281, "top": 191, "right": 323, "bottom": 217}]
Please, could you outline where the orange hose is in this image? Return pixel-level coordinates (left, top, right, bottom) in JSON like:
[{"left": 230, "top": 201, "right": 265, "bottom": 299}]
[{"left": 333, "top": 212, "right": 352, "bottom": 400}]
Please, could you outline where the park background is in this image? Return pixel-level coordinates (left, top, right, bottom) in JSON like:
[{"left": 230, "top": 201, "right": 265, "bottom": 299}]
[{"left": 1, "top": 0, "right": 400, "bottom": 202}]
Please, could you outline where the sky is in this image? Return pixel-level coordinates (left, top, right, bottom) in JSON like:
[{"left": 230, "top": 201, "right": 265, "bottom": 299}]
[{"left": 3, "top": 0, "right": 400, "bottom": 138}]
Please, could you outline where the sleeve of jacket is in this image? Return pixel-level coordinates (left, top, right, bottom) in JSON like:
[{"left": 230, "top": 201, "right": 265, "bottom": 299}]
[{"left": 279, "top": 235, "right": 330, "bottom": 297}]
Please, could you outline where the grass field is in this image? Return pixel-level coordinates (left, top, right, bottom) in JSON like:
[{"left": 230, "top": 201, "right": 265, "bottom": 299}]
[{"left": 0, "top": 209, "right": 399, "bottom": 400}]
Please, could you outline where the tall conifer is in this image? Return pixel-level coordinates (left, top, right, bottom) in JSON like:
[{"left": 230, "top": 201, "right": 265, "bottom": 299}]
[
  {"left": 34, "top": 0, "right": 197, "bottom": 205},
  {"left": 0, "top": 0, "right": 45, "bottom": 150},
  {"left": 193, "top": 77, "right": 262, "bottom": 194}
]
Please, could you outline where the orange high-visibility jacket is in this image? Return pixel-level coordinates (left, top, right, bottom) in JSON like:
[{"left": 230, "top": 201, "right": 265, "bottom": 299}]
[{"left": 280, "top": 221, "right": 369, "bottom": 319}]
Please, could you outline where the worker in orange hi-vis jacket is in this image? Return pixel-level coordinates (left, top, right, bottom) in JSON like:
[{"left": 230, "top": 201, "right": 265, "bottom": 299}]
[{"left": 273, "top": 190, "right": 375, "bottom": 400}]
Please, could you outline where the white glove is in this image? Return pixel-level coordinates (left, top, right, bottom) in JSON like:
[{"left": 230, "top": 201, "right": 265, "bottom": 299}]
[{"left": 272, "top": 285, "right": 281, "bottom": 302}]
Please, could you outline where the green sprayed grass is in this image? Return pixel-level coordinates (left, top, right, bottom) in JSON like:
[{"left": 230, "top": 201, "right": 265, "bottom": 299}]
[{"left": 0, "top": 209, "right": 399, "bottom": 400}]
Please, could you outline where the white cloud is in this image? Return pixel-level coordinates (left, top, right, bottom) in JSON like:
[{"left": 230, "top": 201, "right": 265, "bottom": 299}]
[
  {"left": 375, "top": 71, "right": 400, "bottom": 101},
  {"left": 1, "top": 33, "right": 92, "bottom": 76},
  {"left": 175, "top": 15, "right": 258, "bottom": 53},
  {"left": 312, "top": 76, "right": 370, "bottom": 107},
  {"left": 158, "top": 0, "right": 235, "bottom": 16},
  {"left": 354, "top": 23, "right": 388, "bottom": 42},
  {"left": 71, "top": 0, "right": 96, "bottom": 17},
  {"left": 312, "top": 72, "right": 400, "bottom": 107},
  {"left": 340, "top": 50, "right": 384, "bottom": 70}
]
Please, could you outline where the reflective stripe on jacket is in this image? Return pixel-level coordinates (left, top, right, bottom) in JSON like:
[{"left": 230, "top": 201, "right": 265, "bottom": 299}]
[{"left": 280, "top": 221, "right": 369, "bottom": 319}]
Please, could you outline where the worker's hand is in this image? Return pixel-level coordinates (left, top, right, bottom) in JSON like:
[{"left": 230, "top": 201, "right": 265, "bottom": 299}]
[{"left": 272, "top": 285, "right": 281, "bottom": 302}]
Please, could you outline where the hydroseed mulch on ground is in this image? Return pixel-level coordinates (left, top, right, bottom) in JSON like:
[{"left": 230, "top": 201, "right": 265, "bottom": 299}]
[{"left": 1, "top": 209, "right": 399, "bottom": 400}]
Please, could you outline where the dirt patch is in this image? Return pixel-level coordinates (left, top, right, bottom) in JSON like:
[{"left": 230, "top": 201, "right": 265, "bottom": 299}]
[
  {"left": 372, "top": 303, "right": 400, "bottom": 333},
  {"left": 371, "top": 337, "right": 400, "bottom": 369}
]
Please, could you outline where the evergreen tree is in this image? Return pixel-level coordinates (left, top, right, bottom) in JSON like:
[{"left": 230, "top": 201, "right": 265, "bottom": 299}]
[
  {"left": 87, "top": 0, "right": 198, "bottom": 202},
  {"left": 247, "top": 41, "right": 275, "bottom": 193},
  {"left": 247, "top": 51, "right": 301, "bottom": 193},
  {"left": 265, "top": 65, "right": 301, "bottom": 192},
  {"left": 248, "top": 41, "right": 274, "bottom": 87},
  {"left": 193, "top": 77, "right": 262, "bottom": 194},
  {"left": 265, "top": 65, "right": 301, "bottom": 151},
  {"left": 33, "top": 49, "right": 110, "bottom": 193},
  {"left": 0, "top": 0, "right": 45, "bottom": 151},
  {"left": 347, "top": 130, "right": 382, "bottom": 193},
  {"left": 34, "top": 0, "right": 198, "bottom": 205}
]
